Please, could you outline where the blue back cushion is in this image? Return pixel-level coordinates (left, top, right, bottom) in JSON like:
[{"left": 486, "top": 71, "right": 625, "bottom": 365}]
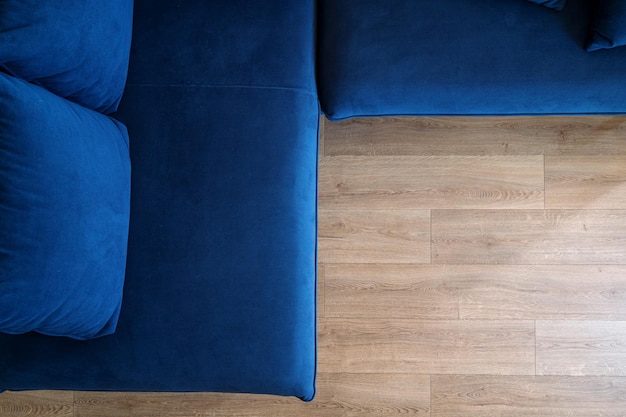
[
  {"left": 0, "top": 0, "right": 133, "bottom": 114},
  {"left": 317, "top": 0, "right": 626, "bottom": 118},
  {"left": 0, "top": 73, "right": 131, "bottom": 340},
  {"left": 528, "top": 0, "right": 567, "bottom": 10},
  {"left": 126, "top": 0, "right": 316, "bottom": 91},
  {"left": 586, "top": 0, "right": 626, "bottom": 51}
]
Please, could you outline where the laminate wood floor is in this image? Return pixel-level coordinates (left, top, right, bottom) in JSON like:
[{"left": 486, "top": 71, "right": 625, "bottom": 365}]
[{"left": 3, "top": 116, "right": 626, "bottom": 416}]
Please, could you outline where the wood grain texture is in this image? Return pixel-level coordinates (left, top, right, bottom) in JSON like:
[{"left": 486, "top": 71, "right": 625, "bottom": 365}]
[
  {"left": 324, "top": 116, "right": 626, "bottom": 156},
  {"left": 324, "top": 264, "right": 458, "bottom": 319},
  {"left": 451, "top": 265, "right": 626, "bottom": 320},
  {"left": 318, "top": 318, "right": 535, "bottom": 375},
  {"left": 310, "top": 373, "right": 430, "bottom": 416},
  {"left": 432, "top": 375, "right": 626, "bottom": 417},
  {"left": 537, "top": 321, "right": 626, "bottom": 376},
  {"left": 318, "top": 156, "right": 544, "bottom": 210},
  {"left": 75, "top": 391, "right": 302, "bottom": 417},
  {"left": 75, "top": 373, "right": 429, "bottom": 417},
  {"left": 318, "top": 264, "right": 325, "bottom": 318},
  {"left": 318, "top": 209, "right": 430, "bottom": 264},
  {"left": 432, "top": 209, "right": 626, "bottom": 264},
  {"left": 0, "top": 391, "right": 73, "bottom": 417},
  {"left": 318, "top": 115, "right": 325, "bottom": 155},
  {"left": 546, "top": 156, "right": 626, "bottom": 209},
  {"left": 325, "top": 264, "right": 626, "bottom": 320}
]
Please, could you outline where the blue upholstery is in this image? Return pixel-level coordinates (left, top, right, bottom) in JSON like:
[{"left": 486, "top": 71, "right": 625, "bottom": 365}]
[
  {"left": 586, "top": 0, "right": 626, "bottom": 51},
  {"left": 0, "top": 73, "right": 130, "bottom": 340},
  {"left": 0, "top": 0, "right": 318, "bottom": 401},
  {"left": 0, "top": 0, "right": 133, "bottom": 114},
  {"left": 127, "top": 0, "right": 316, "bottom": 91},
  {"left": 0, "top": 86, "right": 318, "bottom": 399},
  {"left": 528, "top": 0, "right": 567, "bottom": 10},
  {"left": 318, "top": 0, "right": 626, "bottom": 119}
]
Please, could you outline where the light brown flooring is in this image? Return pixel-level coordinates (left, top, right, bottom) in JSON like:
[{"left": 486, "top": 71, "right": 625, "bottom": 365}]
[{"left": 3, "top": 115, "right": 626, "bottom": 416}]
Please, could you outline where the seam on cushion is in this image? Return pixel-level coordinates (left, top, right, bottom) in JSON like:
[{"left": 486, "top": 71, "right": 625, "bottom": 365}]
[{"left": 124, "top": 83, "right": 317, "bottom": 98}]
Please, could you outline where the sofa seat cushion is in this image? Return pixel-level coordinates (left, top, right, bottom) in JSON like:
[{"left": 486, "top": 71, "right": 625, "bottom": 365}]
[
  {"left": 318, "top": 0, "right": 626, "bottom": 119},
  {"left": 126, "top": 0, "right": 316, "bottom": 93},
  {"left": 0, "top": 73, "right": 131, "bottom": 340},
  {"left": 0, "top": 85, "right": 318, "bottom": 400},
  {"left": 0, "top": 0, "right": 133, "bottom": 114}
]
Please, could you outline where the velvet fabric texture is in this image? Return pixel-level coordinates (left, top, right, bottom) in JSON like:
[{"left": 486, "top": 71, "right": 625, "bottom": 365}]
[
  {"left": 586, "top": 0, "right": 626, "bottom": 51},
  {"left": 127, "top": 0, "right": 315, "bottom": 90},
  {"left": 0, "top": 0, "right": 318, "bottom": 401},
  {"left": 0, "top": 0, "right": 133, "bottom": 113},
  {"left": 0, "top": 73, "right": 131, "bottom": 340},
  {"left": 528, "top": 0, "right": 567, "bottom": 10},
  {"left": 0, "top": 86, "right": 318, "bottom": 400},
  {"left": 318, "top": 0, "right": 626, "bottom": 119}
]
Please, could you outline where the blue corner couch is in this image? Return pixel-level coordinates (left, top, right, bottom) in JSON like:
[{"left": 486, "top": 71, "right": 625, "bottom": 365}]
[{"left": 1, "top": 0, "right": 625, "bottom": 402}]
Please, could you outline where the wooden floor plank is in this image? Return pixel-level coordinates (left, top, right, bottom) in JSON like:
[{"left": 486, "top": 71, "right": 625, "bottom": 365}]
[
  {"left": 75, "top": 391, "right": 302, "bottom": 417},
  {"left": 537, "top": 321, "right": 626, "bottom": 376},
  {"left": 432, "top": 209, "right": 626, "bottom": 264},
  {"left": 324, "top": 116, "right": 626, "bottom": 156},
  {"left": 75, "top": 373, "right": 430, "bottom": 417},
  {"left": 0, "top": 391, "right": 73, "bottom": 417},
  {"left": 431, "top": 375, "right": 626, "bottom": 417},
  {"left": 318, "top": 318, "right": 535, "bottom": 375},
  {"left": 326, "top": 264, "right": 626, "bottom": 321},
  {"left": 318, "top": 156, "right": 544, "bottom": 210},
  {"left": 324, "top": 264, "right": 458, "bottom": 319},
  {"left": 318, "top": 115, "right": 325, "bottom": 155},
  {"left": 318, "top": 209, "right": 431, "bottom": 264},
  {"left": 546, "top": 155, "right": 626, "bottom": 209},
  {"left": 318, "top": 264, "right": 326, "bottom": 318},
  {"left": 451, "top": 265, "right": 626, "bottom": 320},
  {"left": 311, "top": 373, "right": 430, "bottom": 416}
]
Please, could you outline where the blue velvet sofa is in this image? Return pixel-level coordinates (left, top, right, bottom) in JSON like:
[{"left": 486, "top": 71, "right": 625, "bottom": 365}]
[
  {"left": 1, "top": 0, "right": 625, "bottom": 403},
  {"left": 318, "top": 0, "right": 626, "bottom": 119},
  {"left": 0, "top": 0, "right": 317, "bottom": 401}
]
